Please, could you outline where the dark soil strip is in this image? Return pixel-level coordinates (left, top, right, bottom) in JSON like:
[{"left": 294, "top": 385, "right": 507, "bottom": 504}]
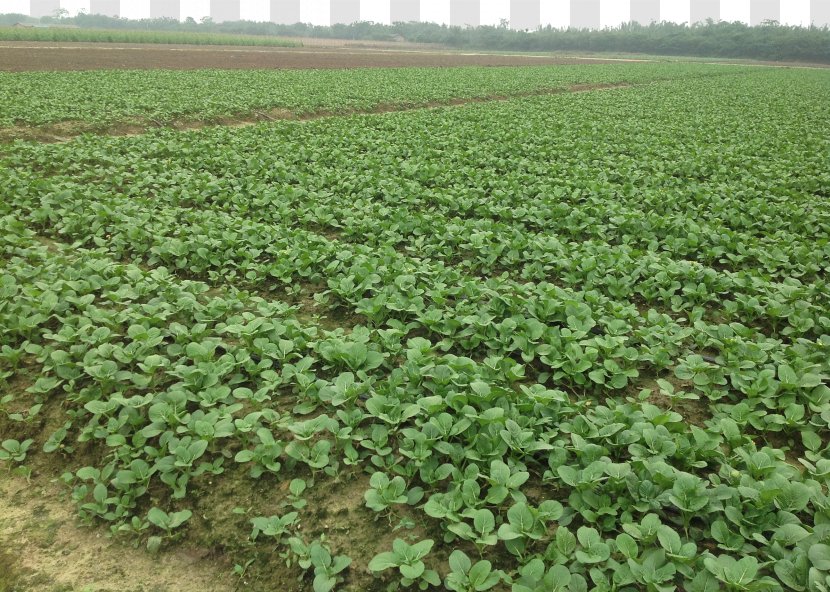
[{"left": 0, "top": 42, "right": 630, "bottom": 72}]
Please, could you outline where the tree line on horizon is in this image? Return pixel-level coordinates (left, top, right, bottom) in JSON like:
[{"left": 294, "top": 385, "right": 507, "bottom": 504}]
[{"left": 1, "top": 11, "right": 828, "bottom": 63}]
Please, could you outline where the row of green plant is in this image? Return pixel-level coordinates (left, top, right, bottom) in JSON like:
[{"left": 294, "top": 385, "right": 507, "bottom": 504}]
[
  {"left": 1, "top": 216, "right": 829, "bottom": 591},
  {"left": 11, "top": 70, "right": 823, "bottom": 338},
  {"left": 1, "top": 75, "right": 827, "bottom": 446},
  {"left": 1, "top": 66, "right": 829, "bottom": 591},
  {"left": 3, "top": 71, "right": 826, "bottom": 342},
  {"left": 0, "top": 25, "right": 301, "bottom": 47},
  {"left": 0, "top": 62, "right": 740, "bottom": 128},
  {"left": 5, "top": 155, "right": 828, "bottom": 440}
]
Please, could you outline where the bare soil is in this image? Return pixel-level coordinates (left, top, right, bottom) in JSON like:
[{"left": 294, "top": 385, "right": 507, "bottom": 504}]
[
  {"left": 0, "top": 475, "right": 236, "bottom": 592},
  {"left": 0, "top": 41, "right": 627, "bottom": 71}
]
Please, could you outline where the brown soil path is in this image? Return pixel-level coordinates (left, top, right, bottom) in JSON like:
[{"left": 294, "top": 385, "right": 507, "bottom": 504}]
[{"left": 0, "top": 41, "right": 627, "bottom": 71}]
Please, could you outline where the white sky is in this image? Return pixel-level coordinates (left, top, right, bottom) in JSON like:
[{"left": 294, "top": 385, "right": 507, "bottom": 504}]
[
  {"left": 541, "top": 0, "right": 570, "bottom": 28},
  {"left": 780, "top": 0, "right": 810, "bottom": 25},
  {"left": 119, "top": 0, "right": 150, "bottom": 19},
  {"left": 719, "top": 0, "right": 751, "bottom": 23},
  {"left": 240, "top": 0, "right": 268, "bottom": 21},
  {"left": 300, "top": 0, "right": 329, "bottom": 24},
  {"left": 4, "top": 0, "right": 29, "bottom": 14},
  {"left": 601, "top": 0, "right": 629, "bottom": 27},
  {"left": 480, "top": 0, "right": 509, "bottom": 26},
  {"left": 181, "top": 0, "right": 210, "bottom": 20},
  {"left": 60, "top": 0, "right": 90, "bottom": 15},
  {"left": 420, "top": 0, "right": 450, "bottom": 25},
  {"left": 360, "top": 0, "right": 391, "bottom": 23},
  {"left": 660, "top": 0, "right": 690, "bottom": 24}
]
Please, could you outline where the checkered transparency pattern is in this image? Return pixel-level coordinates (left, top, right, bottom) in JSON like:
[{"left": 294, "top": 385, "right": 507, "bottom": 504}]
[
  {"left": 30, "top": 0, "right": 60, "bottom": 18},
  {"left": 450, "top": 0, "right": 481, "bottom": 26},
  {"left": 210, "top": 0, "right": 240, "bottom": 22},
  {"left": 630, "top": 0, "right": 660, "bottom": 24},
  {"left": 150, "top": 0, "right": 180, "bottom": 20},
  {"left": 812, "top": 0, "right": 830, "bottom": 25},
  {"left": 511, "top": 0, "right": 541, "bottom": 29},
  {"left": 690, "top": 0, "right": 720, "bottom": 23},
  {"left": 750, "top": 0, "right": 780, "bottom": 25},
  {"left": 570, "top": 0, "right": 601, "bottom": 28},
  {"left": 391, "top": 0, "right": 420, "bottom": 22},
  {"left": 18, "top": 0, "right": 828, "bottom": 28},
  {"left": 331, "top": 0, "right": 360, "bottom": 24},
  {"left": 271, "top": 0, "right": 302, "bottom": 24},
  {"left": 89, "top": 0, "right": 119, "bottom": 17}
]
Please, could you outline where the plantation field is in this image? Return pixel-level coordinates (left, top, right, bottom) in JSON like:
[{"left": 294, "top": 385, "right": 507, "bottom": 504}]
[
  {"left": 1, "top": 65, "right": 829, "bottom": 592},
  {"left": 0, "top": 63, "right": 730, "bottom": 139},
  {"left": 0, "top": 26, "right": 302, "bottom": 48}
]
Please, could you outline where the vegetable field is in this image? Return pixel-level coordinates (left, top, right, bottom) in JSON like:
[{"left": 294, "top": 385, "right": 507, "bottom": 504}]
[
  {"left": 0, "top": 63, "right": 728, "bottom": 134},
  {"left": 1, "top": 64, "right": 829, "bottom": 592}
]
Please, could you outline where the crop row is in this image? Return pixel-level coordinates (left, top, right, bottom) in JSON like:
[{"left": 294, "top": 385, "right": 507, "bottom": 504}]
[
  {"left": 2, "top": 65, "right": 829, "bottom": 591},
  {"left": 2, "top": 146, "right": 826, "bottom": 445},
  {"left": 11, "top": 156, "right": 827, "bottom": 347},
  {"left": 0, "top": 26, "right": 302, "bottom": 48},
  {"left": 0, "top": 62, "right": 748, "bottom": 128},
  {"left": 4, "top": 72, "right": 827, "bottom": 340},
  {"left": 9, "top": 71, "right": 825, "bottom": 255},
  {"left": 1, "top": 212, "right": 828, "bottom": 592}
]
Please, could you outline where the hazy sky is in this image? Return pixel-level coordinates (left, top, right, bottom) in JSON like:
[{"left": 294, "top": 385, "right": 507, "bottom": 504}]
[{"left": 2, "top": 0, "right": 818, "bottom": 27}]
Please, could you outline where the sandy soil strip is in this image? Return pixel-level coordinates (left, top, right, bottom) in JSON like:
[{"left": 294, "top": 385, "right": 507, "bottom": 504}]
[{"left": 0, "top": 473, "right": 236, "bottom": 592}]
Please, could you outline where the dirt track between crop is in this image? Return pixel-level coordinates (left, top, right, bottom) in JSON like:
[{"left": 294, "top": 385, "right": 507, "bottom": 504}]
[{"left": 0, "top": 41, "right": 631, "bottom": 71}]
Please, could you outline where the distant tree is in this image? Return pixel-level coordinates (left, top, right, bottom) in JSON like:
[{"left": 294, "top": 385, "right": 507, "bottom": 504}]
[{"left": 3, "top": 13, "right": 826, "bottom": 63}]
